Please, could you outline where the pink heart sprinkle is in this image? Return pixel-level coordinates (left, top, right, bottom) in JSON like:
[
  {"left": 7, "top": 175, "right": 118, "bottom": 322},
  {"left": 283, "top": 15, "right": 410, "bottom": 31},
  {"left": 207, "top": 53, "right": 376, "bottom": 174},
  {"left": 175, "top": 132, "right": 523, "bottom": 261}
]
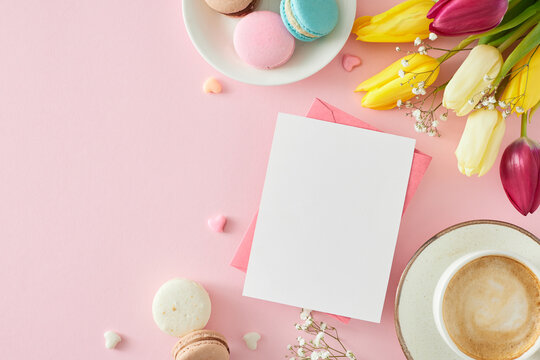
[
  {"left": 342, "top": 54, "right": 362, "bottom": 72},
  {"left": 208, "top": 215, "right": 227, "bottom": 233},
  {"left": 203, "top": 77, "right": 222, "bottom": 94}
]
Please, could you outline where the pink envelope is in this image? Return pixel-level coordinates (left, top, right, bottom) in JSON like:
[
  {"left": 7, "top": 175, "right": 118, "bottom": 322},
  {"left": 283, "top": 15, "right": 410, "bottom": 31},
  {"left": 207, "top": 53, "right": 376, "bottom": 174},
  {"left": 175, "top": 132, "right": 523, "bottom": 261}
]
[{"left": 231, "top": 98, "right": 432, "bottom": 324}]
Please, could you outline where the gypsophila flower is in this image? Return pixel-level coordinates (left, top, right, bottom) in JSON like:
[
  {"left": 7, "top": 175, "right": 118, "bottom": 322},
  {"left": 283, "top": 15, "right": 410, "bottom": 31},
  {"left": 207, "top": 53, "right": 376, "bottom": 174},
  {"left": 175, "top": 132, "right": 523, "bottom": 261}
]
[
  {"left": 429, "top": 32, "right": 438, "bottom": 41},
  {"left": 313, "top": 332, "right": 324, "bottom": 347},
  {"left": 295, "top": 323, "right": 301, "bottom": 330},
  {"left": 440, "top": 113, "right": 448, "bottom": 121},
  {"left": 398, "top": 69, "right": 405, "bottom": 78},
  {"left": 401, "top": 59, "right": 409, "bottom": 67},
  {"left": 498, "top": 101, "right": 507, "bottom": 108},
  {"left": 300, "top": 309, "right": 312, "bottom": 321},
  {"left": 488, "top": 96, "right": 496, "bottom": 104},
  {"left": 395, "top": 46, "right": 401, "bottom": 52},
  {"left": 417, "top": 81, "right": 425, "bottom": 89},
  {"left": 414, "top": 122, "right": 423, "bottom": 132},
  {"left": 412, "top": 109, "right": 421, "bottom": 119},
  {"left": 468, "top": 99, "right": 475, "bottom": 105},
  {"left": 483, "top": 74, "right": 493, "bottom": 82},
  {"left": 412, "top": 87, "right": 420, "bottom": 95},
  {"left": 418, "top": 46, "right": 427, "bottom": 55},
  {"left": 397, "top": 99, "right": 403, "bottom": 108},
  {"left": 432, "top": 120, "right": 439, "bottom": 128},
  {"left": 287, "top": 309, "right": 357, "bottom": 360},
  {"left": 414, "top": 37, "right": 422, "bottom": 46},
  {"left": 516, "top": 106, "right": 525, "bottom": 114},
  {"left": 346, "top": 351, "right": 356, "bottom": 360},
  {"left": 428, "top": 130, "right": 436, "bottom": 136},
  {"left": 482, "top": 99, "right": 489, "bottom": 107}
]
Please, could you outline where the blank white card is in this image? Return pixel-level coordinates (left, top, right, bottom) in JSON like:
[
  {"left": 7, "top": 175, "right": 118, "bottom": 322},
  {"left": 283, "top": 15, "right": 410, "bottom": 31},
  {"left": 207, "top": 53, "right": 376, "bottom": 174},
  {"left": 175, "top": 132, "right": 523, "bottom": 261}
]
[{"left": 243, "top": 113, "right": 416, "bottom": 322}]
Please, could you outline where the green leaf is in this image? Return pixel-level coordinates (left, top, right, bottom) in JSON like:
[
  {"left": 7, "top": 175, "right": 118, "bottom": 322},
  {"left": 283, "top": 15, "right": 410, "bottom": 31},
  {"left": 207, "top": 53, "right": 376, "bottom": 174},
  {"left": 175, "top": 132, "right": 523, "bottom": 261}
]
[
  {"left": 470, "top": 2, "right": 540, "bottom": 43},
  {"left": 495, "top": 24, "right": 540, "bottom": 84}
]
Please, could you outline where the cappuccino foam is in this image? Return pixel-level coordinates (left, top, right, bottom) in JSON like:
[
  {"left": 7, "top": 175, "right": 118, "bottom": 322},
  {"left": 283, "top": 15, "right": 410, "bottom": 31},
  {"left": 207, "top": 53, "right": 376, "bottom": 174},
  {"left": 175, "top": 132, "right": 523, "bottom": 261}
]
[{"left": 442, "top": 256, "right": 540, "bottom": 360}]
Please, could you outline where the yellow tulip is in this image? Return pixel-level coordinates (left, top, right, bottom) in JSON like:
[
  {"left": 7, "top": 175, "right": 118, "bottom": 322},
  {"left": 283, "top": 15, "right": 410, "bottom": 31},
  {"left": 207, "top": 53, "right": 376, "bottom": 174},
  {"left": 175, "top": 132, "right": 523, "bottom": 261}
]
[
  {"left": 355, "top": 54, "right": 440, "bottom": 110},
  {"left": 353, "top": 0, "right": 434, "bottom": 43},
  {"left": 455, "top": 109, "right": 506, "bottom": 177},
  {"left": 500, "top": 46, "right": 540, "bottom": 113},
  {"left": 443, "top": 45, "right": 503, "bottom": 116}
]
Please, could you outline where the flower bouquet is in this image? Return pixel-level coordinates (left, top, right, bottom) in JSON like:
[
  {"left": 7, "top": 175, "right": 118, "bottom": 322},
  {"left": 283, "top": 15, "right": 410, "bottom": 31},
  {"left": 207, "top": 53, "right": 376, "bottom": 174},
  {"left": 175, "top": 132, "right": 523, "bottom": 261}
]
[{"left": 354, "top": 0, "right": 540, "bottom": 215}]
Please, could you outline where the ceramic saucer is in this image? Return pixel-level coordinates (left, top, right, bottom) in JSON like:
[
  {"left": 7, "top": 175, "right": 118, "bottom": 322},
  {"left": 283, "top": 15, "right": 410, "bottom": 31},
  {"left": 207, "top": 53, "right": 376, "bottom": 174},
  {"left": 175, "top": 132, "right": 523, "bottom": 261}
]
[
  {"left": 182, "top": 0, "right": 356, "bottom": 86},
  {"left": 395, "top": 220, "right": 540, "bottom": 360}
]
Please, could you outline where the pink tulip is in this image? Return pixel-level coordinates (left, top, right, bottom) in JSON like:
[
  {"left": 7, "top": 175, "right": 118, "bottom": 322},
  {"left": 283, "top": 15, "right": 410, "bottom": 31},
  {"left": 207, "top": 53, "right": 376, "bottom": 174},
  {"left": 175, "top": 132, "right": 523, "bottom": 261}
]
[
  {"left": 427, "top": 0, "right": 508, "bottom": 36},
  {"left": 500, "top": 137, "right": 540, "bottom": 216}
]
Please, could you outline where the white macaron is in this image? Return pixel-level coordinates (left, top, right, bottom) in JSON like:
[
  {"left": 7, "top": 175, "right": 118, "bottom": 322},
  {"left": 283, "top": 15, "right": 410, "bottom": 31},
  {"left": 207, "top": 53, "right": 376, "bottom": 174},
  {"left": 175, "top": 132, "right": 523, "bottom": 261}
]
[{"left": 152, "top": 278, "right": 211, "bottom": 337}]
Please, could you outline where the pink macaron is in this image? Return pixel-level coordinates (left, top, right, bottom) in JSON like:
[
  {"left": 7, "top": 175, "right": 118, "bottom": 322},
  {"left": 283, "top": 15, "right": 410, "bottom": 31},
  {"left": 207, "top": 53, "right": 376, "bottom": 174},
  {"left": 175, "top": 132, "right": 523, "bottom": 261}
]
[{"left": 233, "top": 11, "right": 295, "bottom": 69}]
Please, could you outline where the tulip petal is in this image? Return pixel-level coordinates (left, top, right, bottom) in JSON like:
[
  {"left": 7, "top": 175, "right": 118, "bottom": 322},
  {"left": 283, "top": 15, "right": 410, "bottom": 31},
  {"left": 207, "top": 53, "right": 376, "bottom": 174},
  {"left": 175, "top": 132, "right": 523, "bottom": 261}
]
[
  {"left": 352, "top": 16, "right": 372, "bottom": 34},
  {"left": 530, "top": 144, "right": 540, "bottom": 213},
  {"left": 427, "top": 0, "right": 507, "bottom": 36},
  {"left": 455, "top": 110, "right": 502, "bottom": 176},
  {"left": 426, "top": 0, "right": 451, "bottom": 19},
  {"left": 500, "top": 46, "right": 540, "bottom": 113},
  {"left": 478, "top": 114, "right": 505, "bottom": 176},
  {"left": 356, "top": 55, "right": 439, "bottom": 110},
  {"left": 361, "top": 63, "right": 439, "bottom": 109},
  {"left": 500, "top": 138, "right": 540, "bottom": 215},
  {"left": 356, "top": 54, "right": 438, "bottom": 91},
  {"left": 353, "top": 0, "right": 434, "bottom": 42},
  {"left": 443, "top": 45, "right": 502, "bottom": 116}
]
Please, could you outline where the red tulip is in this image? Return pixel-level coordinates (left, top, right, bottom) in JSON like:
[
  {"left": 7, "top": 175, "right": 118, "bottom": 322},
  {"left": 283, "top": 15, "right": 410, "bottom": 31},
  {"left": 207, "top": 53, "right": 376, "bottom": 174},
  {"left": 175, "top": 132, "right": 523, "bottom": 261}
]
[
  {"left": 427, "top": 0, "right": 508, "bottom": 36},
  {"left": 500, "top": 137, "right": 540, "bottom": 216}
]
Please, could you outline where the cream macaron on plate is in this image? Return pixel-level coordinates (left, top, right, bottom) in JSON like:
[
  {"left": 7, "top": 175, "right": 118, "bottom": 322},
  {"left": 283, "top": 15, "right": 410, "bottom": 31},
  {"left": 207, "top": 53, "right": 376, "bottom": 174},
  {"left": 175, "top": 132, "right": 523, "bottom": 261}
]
[
  {"left": 182, "top": 0, "right": 356, "bottom": 86},
  {"left": 395, "top": 220, "right": 540, "bottom": 360}
]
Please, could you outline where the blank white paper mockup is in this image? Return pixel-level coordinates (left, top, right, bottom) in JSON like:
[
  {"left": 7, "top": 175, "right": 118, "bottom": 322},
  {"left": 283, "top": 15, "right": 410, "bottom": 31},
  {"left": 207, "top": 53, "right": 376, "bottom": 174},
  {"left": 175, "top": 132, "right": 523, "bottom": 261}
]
[{"left": 243, "top": 113, "right": 416, "bottom": 322}]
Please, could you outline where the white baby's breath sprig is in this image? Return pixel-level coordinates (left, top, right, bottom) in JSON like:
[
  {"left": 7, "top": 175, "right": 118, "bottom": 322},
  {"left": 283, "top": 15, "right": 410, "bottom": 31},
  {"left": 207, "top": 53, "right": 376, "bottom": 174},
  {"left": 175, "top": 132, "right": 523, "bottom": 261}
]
[{"left": 286, "top": 310, "right": 357, "bottom": 360}]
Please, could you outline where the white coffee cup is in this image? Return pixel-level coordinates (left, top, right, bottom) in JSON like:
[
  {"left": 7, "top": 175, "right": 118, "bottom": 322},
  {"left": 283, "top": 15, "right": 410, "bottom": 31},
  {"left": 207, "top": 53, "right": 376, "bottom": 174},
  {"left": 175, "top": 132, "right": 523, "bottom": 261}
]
[{"left": 433, "top": 250, "right": 540, "bottom": 360}]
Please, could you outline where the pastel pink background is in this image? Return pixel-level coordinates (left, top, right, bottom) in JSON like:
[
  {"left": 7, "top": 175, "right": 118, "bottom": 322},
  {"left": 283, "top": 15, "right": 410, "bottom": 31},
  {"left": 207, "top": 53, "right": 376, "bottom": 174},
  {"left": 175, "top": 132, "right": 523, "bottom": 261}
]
[{"left": 0, "top": 1, "right": 538, "bottom": 359}]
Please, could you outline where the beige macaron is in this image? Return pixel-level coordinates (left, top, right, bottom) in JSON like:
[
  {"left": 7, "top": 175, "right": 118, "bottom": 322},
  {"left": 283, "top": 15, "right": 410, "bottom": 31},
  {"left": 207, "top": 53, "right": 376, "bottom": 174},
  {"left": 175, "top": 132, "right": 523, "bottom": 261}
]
[
  {"left": 172, "top": 330, "right": 230, "bottom": 360},
  {"left": 152, "top": 278, "right": 211, "bottom": 337},
  {"left": 204, "top": 0, "right": 258, "bottom": 16}
]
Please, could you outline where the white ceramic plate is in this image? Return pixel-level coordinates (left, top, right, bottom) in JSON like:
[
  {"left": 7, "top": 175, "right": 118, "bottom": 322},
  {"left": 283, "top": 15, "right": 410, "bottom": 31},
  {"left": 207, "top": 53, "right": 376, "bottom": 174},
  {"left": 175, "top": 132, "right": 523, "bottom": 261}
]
[
  {"left": 182, "top": 0, "right": 357, "bottom": 86},
  {"left": 395, "top": 220, "right": 540, "bottom": 360}
]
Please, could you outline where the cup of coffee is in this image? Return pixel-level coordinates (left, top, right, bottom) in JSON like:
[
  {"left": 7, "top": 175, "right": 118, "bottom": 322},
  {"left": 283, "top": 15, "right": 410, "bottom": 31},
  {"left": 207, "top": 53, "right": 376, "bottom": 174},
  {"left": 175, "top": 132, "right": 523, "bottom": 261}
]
[{"left": 433, "top": 250, "right": 540, "bottom": 360}]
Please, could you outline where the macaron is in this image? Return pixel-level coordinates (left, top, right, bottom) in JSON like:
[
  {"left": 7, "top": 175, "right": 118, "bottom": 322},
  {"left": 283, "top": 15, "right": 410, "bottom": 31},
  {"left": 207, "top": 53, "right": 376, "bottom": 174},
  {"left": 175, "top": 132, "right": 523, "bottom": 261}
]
[
  {"left": 152, "top": 278, "right": 212, "bottom": 337},
  {"left": 172, "top": 330, "right": 230, "bottom": 360},
  {"left": 205, "top": 0, "right": 258, "bottom": 17},
  {"left": 234, "top": 11, "right": 295, "bottom": 69},
  {"left": 280, "top": 0, "right": 339, "bottom": 42}
]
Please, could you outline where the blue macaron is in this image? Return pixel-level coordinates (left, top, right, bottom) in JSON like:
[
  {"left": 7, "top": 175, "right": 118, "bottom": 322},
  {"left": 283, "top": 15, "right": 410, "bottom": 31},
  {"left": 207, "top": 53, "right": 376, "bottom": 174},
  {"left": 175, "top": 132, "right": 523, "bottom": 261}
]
[{"left": 280, "top": 0, "right": 339, "bottom": 42}]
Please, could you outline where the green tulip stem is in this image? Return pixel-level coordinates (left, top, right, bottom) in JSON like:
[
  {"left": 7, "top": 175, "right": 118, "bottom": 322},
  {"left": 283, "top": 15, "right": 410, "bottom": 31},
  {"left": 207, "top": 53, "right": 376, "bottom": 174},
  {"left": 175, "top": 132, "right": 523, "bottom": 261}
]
[
  {"left": 498, "top": 13, "right": 540, "bottom": 52},
  {"left": 436, "top": 37, "right": 476, "bottom": 63},
  {"left": 521, "top": 113, "right": 528, "bottom": 137}
]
